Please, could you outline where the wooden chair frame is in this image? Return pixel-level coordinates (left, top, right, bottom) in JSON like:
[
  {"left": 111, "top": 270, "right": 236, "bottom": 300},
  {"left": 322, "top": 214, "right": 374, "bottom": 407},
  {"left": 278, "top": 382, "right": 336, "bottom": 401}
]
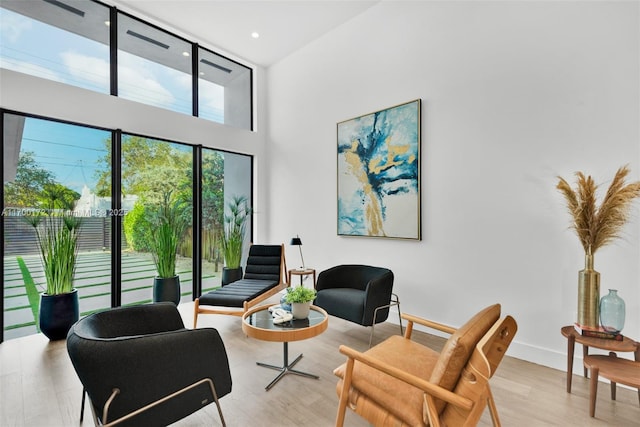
[
  {"left": 336, "top": 312, "right": 517, "bottom": 427},
  {"left": 193, "top": 244, "right": 289, "bottom": 327}
]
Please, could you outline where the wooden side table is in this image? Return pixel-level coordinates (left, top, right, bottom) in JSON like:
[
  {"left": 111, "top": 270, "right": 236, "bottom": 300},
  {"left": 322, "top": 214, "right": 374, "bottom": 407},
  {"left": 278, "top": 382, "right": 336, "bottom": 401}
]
[
  {"left": 560, "top": 326, "right": 639, "bottom": 393},
  {"left": 584, "top": 353, "right": 640, "bottom": 417},
  {"left": 288, "top": 268, "right": 316, "bottom": 287}
]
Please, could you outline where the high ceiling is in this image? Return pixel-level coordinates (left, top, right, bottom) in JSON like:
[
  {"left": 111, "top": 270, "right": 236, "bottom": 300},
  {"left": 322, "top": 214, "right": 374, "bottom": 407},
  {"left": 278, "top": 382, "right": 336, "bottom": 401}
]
[{"left": 112, "top": 0, "right": 379, "bottom": 67}]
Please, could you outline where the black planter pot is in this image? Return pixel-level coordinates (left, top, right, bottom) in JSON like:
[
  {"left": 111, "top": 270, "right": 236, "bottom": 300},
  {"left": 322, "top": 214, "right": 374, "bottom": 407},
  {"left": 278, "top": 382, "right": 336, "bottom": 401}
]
[
  {"left": 153, "top": 276, "right": 181, "bottom": 305},
  {"left": 39, "top": 289, "right": 79, "bottom": 341},
  {"left": 221, "top": 267, "right": 243, "bottom": 286}
]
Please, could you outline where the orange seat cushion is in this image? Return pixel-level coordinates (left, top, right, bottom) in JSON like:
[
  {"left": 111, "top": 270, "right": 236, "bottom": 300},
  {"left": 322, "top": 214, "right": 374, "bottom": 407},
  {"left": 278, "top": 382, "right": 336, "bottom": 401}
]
[
  {"left": 335, "top": 336, "right": 439, "bottom": 426},
  {"left": 334, "top": 304, "right": 501, "bottom": 425}
]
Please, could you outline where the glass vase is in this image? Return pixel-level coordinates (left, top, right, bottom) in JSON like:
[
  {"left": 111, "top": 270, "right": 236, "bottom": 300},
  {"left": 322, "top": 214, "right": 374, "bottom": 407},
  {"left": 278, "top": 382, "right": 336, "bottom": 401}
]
[{"left": 599, "top": 289, "right": 625, "bottom": 333}]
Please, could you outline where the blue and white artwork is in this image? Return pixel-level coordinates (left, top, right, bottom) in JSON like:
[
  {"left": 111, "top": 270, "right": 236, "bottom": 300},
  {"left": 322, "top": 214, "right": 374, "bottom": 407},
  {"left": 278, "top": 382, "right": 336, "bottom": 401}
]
[{"left": 337, "top": 100, "right": 421, "bottom": 239}]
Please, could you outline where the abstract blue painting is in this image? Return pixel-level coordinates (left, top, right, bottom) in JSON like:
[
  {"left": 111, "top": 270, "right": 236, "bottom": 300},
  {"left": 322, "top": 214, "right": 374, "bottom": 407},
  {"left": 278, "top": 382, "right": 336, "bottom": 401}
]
[{"left": 337, "top": 99, "right": 421, "bottom": 239}]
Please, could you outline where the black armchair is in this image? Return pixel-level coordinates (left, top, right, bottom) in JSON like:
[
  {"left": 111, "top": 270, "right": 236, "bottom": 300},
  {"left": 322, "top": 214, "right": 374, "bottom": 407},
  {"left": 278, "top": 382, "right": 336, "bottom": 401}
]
[
  {"left": 314, "top": 264, "right": 403, "bottom": 347},
  {"left": 66, "top": 302, "right": 231, "bottom": 427}
]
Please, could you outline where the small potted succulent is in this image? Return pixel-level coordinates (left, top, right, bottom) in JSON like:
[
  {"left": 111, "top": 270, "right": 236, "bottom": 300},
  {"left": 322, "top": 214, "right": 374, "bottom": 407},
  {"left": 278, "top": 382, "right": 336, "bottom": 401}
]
[{"left": 284, "top": 286, "right": 317, "bottom": 319}]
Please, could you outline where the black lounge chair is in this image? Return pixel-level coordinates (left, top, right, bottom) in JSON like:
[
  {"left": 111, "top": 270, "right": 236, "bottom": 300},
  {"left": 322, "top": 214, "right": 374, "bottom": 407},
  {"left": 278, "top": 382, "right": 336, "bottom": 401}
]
[
  {"left": 314, "top": 264, "right": 403, "bottom": 347},
  {"left": 66, "top": 302, "right": 231, "bottom": 427},
  {"left": 194, "top": 244, "right": 288, "bottom": 326}
]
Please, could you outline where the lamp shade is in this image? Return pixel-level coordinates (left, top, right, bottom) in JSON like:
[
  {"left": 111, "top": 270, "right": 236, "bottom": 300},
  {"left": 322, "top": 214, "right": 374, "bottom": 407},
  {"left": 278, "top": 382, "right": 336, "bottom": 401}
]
[{"left": 290, "top": 237, "right": 302, "bottom": 246}]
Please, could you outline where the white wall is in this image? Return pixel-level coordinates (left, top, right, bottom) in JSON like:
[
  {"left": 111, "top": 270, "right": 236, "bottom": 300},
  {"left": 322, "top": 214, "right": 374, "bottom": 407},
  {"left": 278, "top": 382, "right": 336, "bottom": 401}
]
[{"left": 265, "top": 1, "right": 640, "bottom": 372}]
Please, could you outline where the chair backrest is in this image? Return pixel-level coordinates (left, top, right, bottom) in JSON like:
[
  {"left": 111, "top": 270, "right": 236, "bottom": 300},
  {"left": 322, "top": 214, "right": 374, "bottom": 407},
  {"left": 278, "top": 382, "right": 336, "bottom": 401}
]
[
  {"left": 243, "top": 244, "right": 284, "bottom": 282},
  {"left": 316, "top": 264, "right": 392, "bottom": 292},
  {"left": 439, "top": 315, "right": 518, "bottom": 426},
  {"left": 428, "top": 304, "right": 501, "bottom": 415},
  {"left": 72, "top": 302, "right": 184, "bottom": 339}
]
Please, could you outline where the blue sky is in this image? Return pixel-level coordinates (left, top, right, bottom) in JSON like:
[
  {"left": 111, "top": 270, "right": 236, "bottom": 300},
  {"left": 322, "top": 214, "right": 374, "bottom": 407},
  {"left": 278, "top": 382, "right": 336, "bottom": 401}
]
[
  {"left": 0, "top": 7, "right": 224, "bottom": 119},
  {"left": 0, "top": 6, "right": 229, "bottom": 194},
  {"left": 21, "top": 117, "right": 109, "bottom": 194}
]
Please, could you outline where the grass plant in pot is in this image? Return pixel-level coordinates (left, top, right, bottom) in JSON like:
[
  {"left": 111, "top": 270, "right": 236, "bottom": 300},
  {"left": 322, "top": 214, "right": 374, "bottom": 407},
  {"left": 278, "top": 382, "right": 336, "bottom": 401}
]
[
  {"left": 284, "top": 286, "right": 317, "bottom": 319},
  {"left": 149, "top": 191, "right": 189, "bottom": 305},
  {"left": 220, "top": 195, "right": 252, "bottom": 286},
  {"left": 25, "top": 211, "right": 82, "bottom": 340}
]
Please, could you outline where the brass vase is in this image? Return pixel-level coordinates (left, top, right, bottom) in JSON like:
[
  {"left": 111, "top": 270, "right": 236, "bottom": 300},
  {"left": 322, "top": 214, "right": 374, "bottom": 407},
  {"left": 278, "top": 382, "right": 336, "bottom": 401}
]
[{"left": 577, "top": 251, "right": 600, "bottom": 327}]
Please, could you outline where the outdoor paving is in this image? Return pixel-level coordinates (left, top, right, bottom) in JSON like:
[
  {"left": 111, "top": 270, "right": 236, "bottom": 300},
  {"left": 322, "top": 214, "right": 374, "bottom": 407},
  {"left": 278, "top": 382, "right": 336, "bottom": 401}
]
[{"left": 3, "top": 251, "right": 220, "bottom": 341}]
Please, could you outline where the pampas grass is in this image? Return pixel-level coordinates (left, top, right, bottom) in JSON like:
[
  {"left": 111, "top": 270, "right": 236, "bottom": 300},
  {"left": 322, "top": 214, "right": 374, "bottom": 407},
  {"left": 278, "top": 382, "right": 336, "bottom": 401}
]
[{"left": 557, "top": 165, "right": 640, "bottom": 255}]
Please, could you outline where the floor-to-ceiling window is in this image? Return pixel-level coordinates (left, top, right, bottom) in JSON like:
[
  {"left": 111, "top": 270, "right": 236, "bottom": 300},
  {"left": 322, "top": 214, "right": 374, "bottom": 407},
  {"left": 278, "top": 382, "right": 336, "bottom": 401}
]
[
  {"left": 2, "top": 113, "right": 111, "bottom": 340},
  {"left": 117, "top": 135, "right": 193, "bottom": 306},
  {"left": 0, "top": 0, "right": 256, "bottom": 342},
  {"left": 2, "top": 112, "right": 254, "bottom": 341},
  {"left": 201, "top": 149, "right": 252, "bottom": 292}
]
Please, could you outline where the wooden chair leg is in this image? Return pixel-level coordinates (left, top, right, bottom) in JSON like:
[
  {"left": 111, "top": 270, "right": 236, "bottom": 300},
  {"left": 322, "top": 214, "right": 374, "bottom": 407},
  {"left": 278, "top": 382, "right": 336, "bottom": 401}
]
[
  {"left": 335, "top": 358, "right": 354, "bottom": 427},
  {"left": 589, "top": 366, "right": 599, "bottom": 417},
  {"left": 424, "top": 395, "right": 441, "bottom": 427},
  {"left": 487, "top": 386, "right": 501, "bottom": 427},
  {"left": 193, "top": 298, "right": 200, "bottom": 328}
]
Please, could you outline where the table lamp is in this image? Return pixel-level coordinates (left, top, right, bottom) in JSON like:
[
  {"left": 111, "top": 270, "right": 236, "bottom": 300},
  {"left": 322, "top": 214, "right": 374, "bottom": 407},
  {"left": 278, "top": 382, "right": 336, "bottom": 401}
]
[{"left": 290, "top": 235, "right": 305, "bottom": 270}]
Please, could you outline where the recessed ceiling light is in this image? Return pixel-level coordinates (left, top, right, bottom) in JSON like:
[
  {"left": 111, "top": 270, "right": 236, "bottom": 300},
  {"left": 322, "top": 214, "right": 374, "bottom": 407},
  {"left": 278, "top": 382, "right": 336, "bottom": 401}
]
[
  {"left": 251, "top": 32, "right": 260, "bottom": 39},
  {"left": 182, "top": 51, "right": 190, "bottom": 57},
  {"left": 104, "top": 21, "right": 110, "bottom": 26}
]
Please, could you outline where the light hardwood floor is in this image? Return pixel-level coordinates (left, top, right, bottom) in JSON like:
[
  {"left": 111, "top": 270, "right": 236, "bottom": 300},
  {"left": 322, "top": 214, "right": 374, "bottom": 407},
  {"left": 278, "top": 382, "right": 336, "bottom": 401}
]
[{"left": 1, "top": 299, "right": 638, "bottom": 426}]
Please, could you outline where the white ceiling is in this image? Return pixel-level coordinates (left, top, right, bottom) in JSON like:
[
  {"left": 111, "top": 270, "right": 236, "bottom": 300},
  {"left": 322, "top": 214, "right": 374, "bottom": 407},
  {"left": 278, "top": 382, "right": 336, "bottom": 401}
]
[{"left": 111, "top": 0, "right": 379, "bottom": 67}]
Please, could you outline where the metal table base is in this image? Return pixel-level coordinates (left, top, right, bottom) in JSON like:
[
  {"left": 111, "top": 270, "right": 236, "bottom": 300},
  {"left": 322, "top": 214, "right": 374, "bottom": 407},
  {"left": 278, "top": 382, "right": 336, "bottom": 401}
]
[{"left": 256, "top": 342, "right": 319, "bottom": 390}]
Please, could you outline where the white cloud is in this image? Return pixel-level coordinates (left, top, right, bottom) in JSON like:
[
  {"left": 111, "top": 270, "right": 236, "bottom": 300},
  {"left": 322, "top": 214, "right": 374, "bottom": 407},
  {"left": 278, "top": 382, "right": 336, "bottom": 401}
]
[
  {"left": 61, "top": 51, "right": 109, "bottom": 90},
  {"left": 0, "top": 11, "right": 31, "bottom": 43},
  {"left": 118, "top": 52, "right": 176, "bottom": 108}
]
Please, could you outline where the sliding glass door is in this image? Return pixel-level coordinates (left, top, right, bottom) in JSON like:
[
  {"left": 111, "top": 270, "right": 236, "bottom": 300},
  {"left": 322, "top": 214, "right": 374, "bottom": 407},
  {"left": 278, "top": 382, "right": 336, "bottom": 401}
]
[
  {"left": 201, "top": 149, "right": 252, "bottom": 292},
  {"left": 118, "top": 135, "right": 193, "bottom": 306},
  {"left": 2, "top": 112, "right": 253, "bottom": 342},
  {"left": 2, "top": 114, "right": 111, "bottom": 340}
]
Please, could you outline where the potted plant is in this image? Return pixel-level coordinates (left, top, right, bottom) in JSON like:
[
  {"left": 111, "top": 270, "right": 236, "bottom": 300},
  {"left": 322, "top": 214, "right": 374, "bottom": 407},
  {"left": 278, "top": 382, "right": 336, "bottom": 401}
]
[
  {"left": 284, "top": 286, "right": 317, "bottom": 319},
  {"left": 220, "top": 195, "right": 252, "bottom": 285},
  {"left": 25, "top": 210, "right": 82, "bottom": 340},
  {"left": 557, "top": 165, "right": 640, "bottom": 327},
  {"left": 148, "top": 191, "right": 189, "bottom": 305}
]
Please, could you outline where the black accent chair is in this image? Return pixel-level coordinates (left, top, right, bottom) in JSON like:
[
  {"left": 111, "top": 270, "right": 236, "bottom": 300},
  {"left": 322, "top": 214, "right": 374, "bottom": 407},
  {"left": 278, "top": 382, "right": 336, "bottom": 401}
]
[
  {"left": 314, "top": 264, "right": 403, "bottom": 347},
  {"left": 66, "top": 302, "right": 231, "bottom": 427},
  {"left": 194, "top": 243, "right": 288, "bottom": 326}
]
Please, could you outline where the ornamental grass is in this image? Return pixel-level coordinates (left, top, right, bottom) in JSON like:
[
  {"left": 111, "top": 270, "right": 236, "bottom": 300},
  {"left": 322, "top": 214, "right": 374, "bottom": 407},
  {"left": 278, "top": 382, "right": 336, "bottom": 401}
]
[
  {"left": 557, "top": 165, "right": 640, "bottom": 255},
  {"left": 25, "top": 212, "right": 82, "bottom": 295}
]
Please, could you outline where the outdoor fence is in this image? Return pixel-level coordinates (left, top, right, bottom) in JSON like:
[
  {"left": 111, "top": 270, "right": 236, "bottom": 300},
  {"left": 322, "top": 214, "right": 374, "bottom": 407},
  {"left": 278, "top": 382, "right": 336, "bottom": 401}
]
[{"left": 3, "top": 216, "right": 126, "bottom": 255}]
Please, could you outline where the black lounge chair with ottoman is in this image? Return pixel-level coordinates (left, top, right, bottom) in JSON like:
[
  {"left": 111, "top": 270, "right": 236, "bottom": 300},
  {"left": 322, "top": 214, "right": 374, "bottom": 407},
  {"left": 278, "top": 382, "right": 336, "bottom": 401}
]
[
  {"left": 194, "top": 243, "right": 288, "bottom": 326},
  {"left": 66, "top": 302, "right": 232, "bottom": 427}
]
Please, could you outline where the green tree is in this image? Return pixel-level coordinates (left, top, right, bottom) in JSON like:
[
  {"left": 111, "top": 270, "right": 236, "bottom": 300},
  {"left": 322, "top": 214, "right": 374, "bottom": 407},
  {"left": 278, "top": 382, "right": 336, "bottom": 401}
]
[
  {"left": 94, "top": 135, "right": 190, "bottom": 197},
  {"left": 4, "top": 151, "right": 55, "bottom": 207},
  {"left": 39, "top": 183, "right": 80, "bottom": 210},
  {"left": 202, "top": 151, "right": 224, "bottom": 265}
]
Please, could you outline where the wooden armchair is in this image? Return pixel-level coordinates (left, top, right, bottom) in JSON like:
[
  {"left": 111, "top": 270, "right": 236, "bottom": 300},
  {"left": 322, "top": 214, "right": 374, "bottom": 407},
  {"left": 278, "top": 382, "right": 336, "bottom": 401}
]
[{"left": 334, "top": 304, "right": 517, "bottom": 427}]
